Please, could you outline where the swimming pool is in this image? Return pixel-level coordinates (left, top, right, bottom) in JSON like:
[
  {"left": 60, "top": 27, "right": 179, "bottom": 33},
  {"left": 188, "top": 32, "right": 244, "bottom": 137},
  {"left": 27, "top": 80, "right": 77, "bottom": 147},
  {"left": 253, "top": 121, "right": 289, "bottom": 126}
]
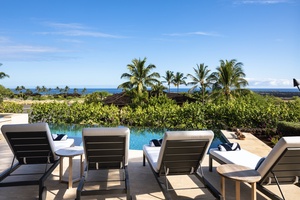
[{"left": 49, "top": 124, "right": 226, "bottom": 150}]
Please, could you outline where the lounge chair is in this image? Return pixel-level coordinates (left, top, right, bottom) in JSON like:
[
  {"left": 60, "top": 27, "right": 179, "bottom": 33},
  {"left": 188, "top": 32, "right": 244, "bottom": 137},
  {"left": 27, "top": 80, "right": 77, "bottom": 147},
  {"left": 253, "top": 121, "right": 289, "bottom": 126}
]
[
  {"left": 143, "top": 130, "right": 218, "bottom": 199},
  {"left": 0, "top": 122, "right": 74, "bottom": 200},
  {"left": 209, "top": 136, "right": 300, "bottom": 200},
  {"left": 76, "top": 127, "right": 131, "bottom": 200}
]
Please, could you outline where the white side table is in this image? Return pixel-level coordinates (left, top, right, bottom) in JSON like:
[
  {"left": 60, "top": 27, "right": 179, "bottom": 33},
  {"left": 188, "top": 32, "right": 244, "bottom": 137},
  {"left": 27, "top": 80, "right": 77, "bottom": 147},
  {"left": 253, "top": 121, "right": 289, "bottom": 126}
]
[{"left": 55, "top": 146, "right": 84, "bottom": 189}]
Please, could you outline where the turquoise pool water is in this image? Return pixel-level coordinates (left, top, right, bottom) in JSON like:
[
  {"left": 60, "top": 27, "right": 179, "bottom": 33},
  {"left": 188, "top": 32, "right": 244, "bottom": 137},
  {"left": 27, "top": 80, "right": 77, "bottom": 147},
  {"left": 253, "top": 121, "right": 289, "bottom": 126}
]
[{"left": 49, "top": 124, "right": 226, "bottom": 150}]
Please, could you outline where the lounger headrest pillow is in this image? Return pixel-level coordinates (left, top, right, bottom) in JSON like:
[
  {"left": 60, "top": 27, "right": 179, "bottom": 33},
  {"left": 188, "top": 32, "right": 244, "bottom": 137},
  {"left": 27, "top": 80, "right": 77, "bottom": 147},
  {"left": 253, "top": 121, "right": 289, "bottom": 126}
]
[
  {"left": 218, "top": 142, "right": 241, "bottom": 151},
  {"left": 52, "top": 134, "right": 68, "bottom": 141},
  {"left": 255, "top": 157, "right": 265, "bottom": 170},
  {"left": 149, "top": 139, "right": 163, "bottom": 147}
]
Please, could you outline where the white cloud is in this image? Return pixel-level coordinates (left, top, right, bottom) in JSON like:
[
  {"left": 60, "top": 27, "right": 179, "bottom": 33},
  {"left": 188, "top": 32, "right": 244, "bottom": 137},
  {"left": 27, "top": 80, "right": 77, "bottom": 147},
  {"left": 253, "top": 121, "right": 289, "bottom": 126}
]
[
  {"left": 39, "top": 30, "right": 122, "bottom": 38},
  {"left": 0, "top": 44, "right": 73, "bottom": 61},
  {"left": 0, "top": 36, "right": 10, "bottom": 43},
  {"left": 59, "top": 39, "right": 83, "bottom": 43},
  {"left": 164, "top": 31, "right": 221, "bottom": 37},
  {"left": 0, "top": 45, "right": 63, "bottom": 54},
  {"left": 235, "top": 0, "right": 290, "bottom": 4},
  {"left": 246, "top": 78, "right": 294, "bottom": 88},
  {"left": 39, "top": 21, "right": 124, "bottom": 38},
  {"left": 45, "top": 22, "right": 86, "bottom": 30}
]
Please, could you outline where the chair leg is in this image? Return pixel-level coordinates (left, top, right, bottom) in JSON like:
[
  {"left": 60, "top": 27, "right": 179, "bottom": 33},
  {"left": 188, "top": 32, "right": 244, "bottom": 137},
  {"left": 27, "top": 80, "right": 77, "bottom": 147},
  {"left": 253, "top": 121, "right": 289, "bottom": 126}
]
[
  {"left": 76, "top": 177, "right": 85, "bottom": 200},
  {"left": 272, "top": 172, "right": 286, "bottom": 200},
  {"left": 75, "top": 193, "right": 81, "bottom": 200},
  {"left": 209, "top": 155, "right": 213, "bottom": 172},
  {"left": 143, "top": 153, "right": 146, "bottom": 166},
  {"left": 38, "top": 184, "right": 47, "bottom": 200},
  {"left": 125, "top": 167, "right": 131, "bottom": 200}
]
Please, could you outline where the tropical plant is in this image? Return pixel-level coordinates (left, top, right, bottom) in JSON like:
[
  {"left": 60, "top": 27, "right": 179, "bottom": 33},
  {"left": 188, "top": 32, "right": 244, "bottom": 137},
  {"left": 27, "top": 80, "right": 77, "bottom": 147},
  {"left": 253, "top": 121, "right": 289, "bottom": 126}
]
[
  {"left": 55, "top": 86, "right": 60, "bottom": 94},
  {"left": 0, "top": 85, "right": 14, "bottom": 102},
  {"left": 84, "top": 91, "right": 111, "bottom": 104},
  {"left": 35, "top": 86, "right": 41, "bottom": 93},
  {"left": 27, "top": 91, "right": 300, "bottom": 130},
  {"left": 0, "top": 85, "right": 13, "bottom": 96},
  {"left": 162, "top": 70, "right": 174, "bottom": 93},
  {"left": 0, "top": 102, "right": 23, "bottom": 113},
  {"left": 172, "top": 72, "right": 187, "bottom": 93},
  {"left": 15, "top": 85, "right": 26, "bottom": 98},
  {"left": 187, "top": 63, "right": 213, "bottom": 104},
  {"left": 130, "top": 89, "right": 149, "bottom": 108},
  {"left": 73, "top": 88, "right": 78, "bottom": 94},
  {"left": 0, "top": 63, "right": 10, "bottom": 80},
  {"left": 25, "top": 89, "right": 33, "bottom": 96},
  {"left": 0, "top": 63, "right": 11, "bottom": 101},
  {"left": 118, "top": 57, "right": 160, "bottom": 95},
  {"left": 211, "top": 59, "right": 248, "bottom": 100},
  {"left": 41, "top": 86, "right": 47, "bottom": 94},
  {"left": 151, "top": 82, "right": 167, "bottom": 96},
  {"left": 81, "top": 88, "right": 87, "bottom": 95},
  {"left": 64, "top": 86, "right": 70, "bottom": 94}
]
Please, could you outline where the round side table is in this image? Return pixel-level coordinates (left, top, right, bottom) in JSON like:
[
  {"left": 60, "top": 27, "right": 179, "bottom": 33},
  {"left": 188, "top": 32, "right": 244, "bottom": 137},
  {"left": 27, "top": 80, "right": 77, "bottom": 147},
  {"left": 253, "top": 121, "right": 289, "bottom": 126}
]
[
  {"left": 216, "top": 164, "right": 261, "bottom": 200},
  {"left": 55, "top": 146, "right": 84, "bottom": 189}
]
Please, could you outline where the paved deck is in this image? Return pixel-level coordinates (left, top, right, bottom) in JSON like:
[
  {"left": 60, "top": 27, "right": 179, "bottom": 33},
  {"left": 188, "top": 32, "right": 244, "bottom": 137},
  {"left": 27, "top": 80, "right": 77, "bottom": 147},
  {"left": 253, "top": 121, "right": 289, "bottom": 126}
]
[{"left": 0, "top": 130, "right": 299, "bottom": 200}]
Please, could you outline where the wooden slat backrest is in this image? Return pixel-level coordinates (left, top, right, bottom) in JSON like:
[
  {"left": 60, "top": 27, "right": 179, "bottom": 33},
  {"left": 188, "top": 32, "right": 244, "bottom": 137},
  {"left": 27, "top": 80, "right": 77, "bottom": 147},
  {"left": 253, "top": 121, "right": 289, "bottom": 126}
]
[
  {"left": 159, "top": 140, "right": 209, "bottom": 175},
  {"left": 5, "top": 131, "right": 55, "bottom": 164},
  {"left": 260, "top": 147, "right": 300, "bottom": 185},
  {"left": 84, "top": 135, "right": 126, "bottom": 169}
]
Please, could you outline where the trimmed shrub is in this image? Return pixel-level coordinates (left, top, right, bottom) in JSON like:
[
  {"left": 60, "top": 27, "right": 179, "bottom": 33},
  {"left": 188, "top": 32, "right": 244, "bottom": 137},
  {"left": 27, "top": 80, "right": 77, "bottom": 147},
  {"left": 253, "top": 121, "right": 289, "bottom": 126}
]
[
  {"left": 0, "top": 102, "right": 23, "bottom": 113},
  {"left": 277, "top": 121, "right": 300, "bottom": 136}
]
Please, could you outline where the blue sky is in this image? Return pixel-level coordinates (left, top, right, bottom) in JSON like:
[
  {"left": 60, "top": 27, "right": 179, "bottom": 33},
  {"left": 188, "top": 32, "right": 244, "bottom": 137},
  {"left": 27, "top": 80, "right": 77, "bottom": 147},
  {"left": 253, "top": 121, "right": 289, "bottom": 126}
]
[{"left": 0, "top": 0, "right": 299, "bottom": 89}]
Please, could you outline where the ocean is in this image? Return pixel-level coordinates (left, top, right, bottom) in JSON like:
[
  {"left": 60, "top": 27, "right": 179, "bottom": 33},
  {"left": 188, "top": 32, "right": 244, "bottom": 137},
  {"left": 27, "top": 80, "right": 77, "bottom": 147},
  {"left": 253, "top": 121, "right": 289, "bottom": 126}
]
[
  {"left": 10, "top": 87, "right": 300, "bottom": 95},
  {"left": 10, "top": 88, "right": 299, "bottom": 95}
]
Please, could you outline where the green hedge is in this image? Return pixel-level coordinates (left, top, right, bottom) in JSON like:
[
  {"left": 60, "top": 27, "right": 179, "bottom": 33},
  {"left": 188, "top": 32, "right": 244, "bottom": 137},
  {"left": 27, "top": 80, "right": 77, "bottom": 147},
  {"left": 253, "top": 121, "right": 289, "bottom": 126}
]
[
  {"left": 29, "top": 101, "right": 120, "bottom": 126},
  {"left": 0, "top": 102, "right": 23, "bottom": 113},
  {"left": 25, "top": 94, "right": 300, "bottom": 130},
  {"left": 277, "top": 121, "right": 300, "bottom": 136}
]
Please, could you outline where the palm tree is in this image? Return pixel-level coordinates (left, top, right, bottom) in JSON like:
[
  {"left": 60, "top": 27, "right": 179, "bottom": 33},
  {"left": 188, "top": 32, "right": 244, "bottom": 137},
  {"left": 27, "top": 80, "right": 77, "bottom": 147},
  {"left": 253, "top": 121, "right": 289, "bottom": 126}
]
[
  {"left": 15, "top": 85, "right": 25, "bottom": 98},
  {"left": 41, "top": 86, "right": 47, "bottom": 95},
  {"left": 118, "top": 81, "right": 133, "bottom": 92},
  {"left": 211, "top": 59, "right": 248, "bottom": 100},
  {"left": 187, "top": 63, "right": 213, "bottom": 104},
  {"left": 64, "top": 86, "right": 70, "bottom": 94},
  {"left": 151, "top": 82, "right": 167, "bottom": 96},
  {"left": 25, "top": 89, "right": 33, "bottom": 96},
  {"left": 172, "top": 72, "right": 187, "bottom": 93},
  {"left": 118, "top": 57, "right": 160, "bottom": 95},
  {"left": 15, "top": 85, "right": 25, "bottom": 93},
  {"left": 35, "top": 86, "right": 41, "bottom": 93},
  {"left": 0, "top": 63, "right": 9, "bottom": 80},
  {"left": 55, "top": 86, "right": 61, "bottom": 95},
  {"left": 81, "top": 88, "right": 87, "bottom": 95},
  {"left": 162, "top": 70, "right": 174, "bottom": 93},
  {"left": 73, "top": 88, "right": 78, "bottom": 94},
  {"left": 15, "top": 86, "right": 21, "bottom": 94}
]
